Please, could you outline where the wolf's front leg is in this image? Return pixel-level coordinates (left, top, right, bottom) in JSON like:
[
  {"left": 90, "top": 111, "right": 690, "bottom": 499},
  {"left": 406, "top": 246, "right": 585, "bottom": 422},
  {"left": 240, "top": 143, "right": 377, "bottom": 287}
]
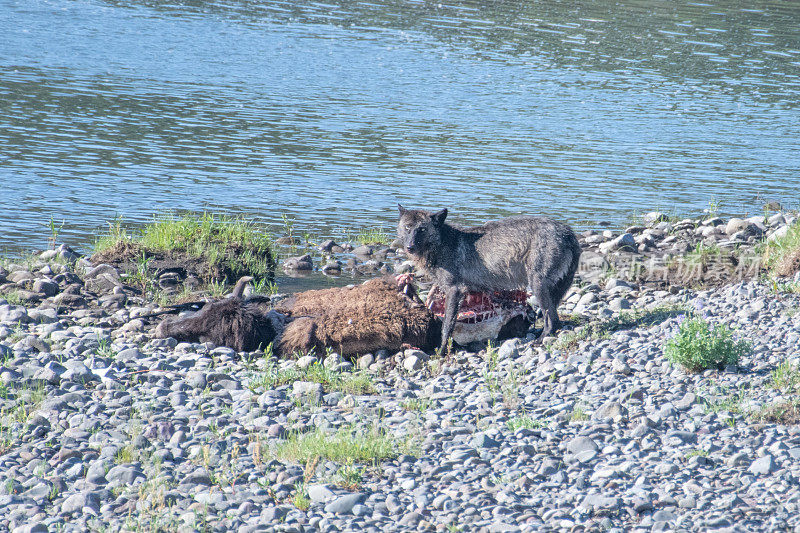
[{"left": 439, "top": 286, "right": 464, "bottom": 354}]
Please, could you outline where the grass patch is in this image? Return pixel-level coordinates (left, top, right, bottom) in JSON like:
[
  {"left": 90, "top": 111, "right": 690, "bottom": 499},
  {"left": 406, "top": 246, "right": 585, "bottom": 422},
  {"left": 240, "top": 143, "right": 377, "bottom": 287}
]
[
  {"left": 349, "top": 226, "right": 391, "bottom": 245},
  {"left": 701, "top": 386, "right": 747, "bottom": 427},
  {"left": 507, "top": 413, "right": 547, "bottom": 431},
  {"left": 249, "top": 355, "right": 375, "bottom": 396},
  {"left": 291, "top": 482, "right": 311, "bottom": 511},
  {"left": 333, "top": 462, "right": 364, "bottom": 490},
  {"left": 206, "top": 279, "right": 228, "bottom": 299},
  {"left": 664, "top": 316, "right": 750, "bottom": 372},
  {"left": 767, "top": 279, "right": 800, "bottom": 294},
  {"left": 761, "top": 221, "right": 800, "bottom": 278},
  {"left": 684, "top": 448, "right": 709, "bottom": 459},
  {"left": 552, "top": 304, "right": 686, "bottom": 353},
  {"left": 0, "top": 383, "right": 48, "bottom": 452},
  {"left": 401, "top": 398, "right": 433, "bottom": 412},
  {"left": 0, "top": 291, "right": 24, "bottom": 306},
  {"left": 569, "top": 404, "right": 590, "bottom": 422},
  {"left": 2, "top": 383, "right": 47, "bottom": 425},
  {"left": 754, "top": 400, "right": 800, "bottom": 425},
  {"left": 275, "top": 425, "right": 405, "bottom": 465},
  {"left": 684, "top": 242, "right": 723, "bottom": 267},
  {"left": 92, "top": 212, "right": 275, "bottom": 289},
  {"left": 95, "top": 336, "right": 117, "bottom": 359},
  {"left": 251, "top": 277, "right": 279, "bottom": 296},
  {"left": 770, "top": 361, "right": 800, "bottom": 392}
]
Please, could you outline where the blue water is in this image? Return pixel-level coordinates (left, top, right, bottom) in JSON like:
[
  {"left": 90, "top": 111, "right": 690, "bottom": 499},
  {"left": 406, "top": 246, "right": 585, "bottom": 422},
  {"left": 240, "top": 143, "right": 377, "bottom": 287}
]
[{"left": 1, "top": 0, "right": 799, "bottom": 256}]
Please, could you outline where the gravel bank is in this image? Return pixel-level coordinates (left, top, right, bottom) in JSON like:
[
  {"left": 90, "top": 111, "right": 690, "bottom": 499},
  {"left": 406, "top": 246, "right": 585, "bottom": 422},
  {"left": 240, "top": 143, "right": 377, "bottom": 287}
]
[{"left": 0, "top": 213, "right": 799, "bottom": 532}]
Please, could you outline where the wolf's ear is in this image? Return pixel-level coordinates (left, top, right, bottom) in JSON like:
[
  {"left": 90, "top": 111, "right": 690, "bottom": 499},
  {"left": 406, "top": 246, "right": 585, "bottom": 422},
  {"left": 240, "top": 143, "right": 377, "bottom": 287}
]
[
  {"left": 431, "top": 208, "right": 448, "bottom": 226},
  {"left": 398, "top": 204, "right": 407, "bottom": 215}
]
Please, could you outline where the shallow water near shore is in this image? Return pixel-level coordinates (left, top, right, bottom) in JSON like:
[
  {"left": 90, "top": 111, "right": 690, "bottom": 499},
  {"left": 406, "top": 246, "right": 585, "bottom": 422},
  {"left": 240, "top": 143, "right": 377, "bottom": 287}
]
[{"left": 2, "top": 0, "right": 800, "bottom": 276}]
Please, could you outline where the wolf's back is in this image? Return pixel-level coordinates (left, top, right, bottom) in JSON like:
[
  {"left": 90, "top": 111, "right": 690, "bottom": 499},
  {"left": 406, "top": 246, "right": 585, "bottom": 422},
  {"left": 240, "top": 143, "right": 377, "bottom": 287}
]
[{"left": 457, "top": 216, "right": 580, "bottom": 292}]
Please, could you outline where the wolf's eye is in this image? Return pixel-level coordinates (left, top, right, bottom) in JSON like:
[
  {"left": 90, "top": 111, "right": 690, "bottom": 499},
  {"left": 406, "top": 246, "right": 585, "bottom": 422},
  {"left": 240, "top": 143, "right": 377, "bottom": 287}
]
[{"left": 417, "top": 227, "right": 426, "bottom": 235}]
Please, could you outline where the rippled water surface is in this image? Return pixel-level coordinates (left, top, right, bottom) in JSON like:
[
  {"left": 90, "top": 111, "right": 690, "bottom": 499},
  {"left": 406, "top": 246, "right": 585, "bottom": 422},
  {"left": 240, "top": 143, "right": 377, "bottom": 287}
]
[{"left": 2, "top": 0, "right": 800, "bottom": 256}]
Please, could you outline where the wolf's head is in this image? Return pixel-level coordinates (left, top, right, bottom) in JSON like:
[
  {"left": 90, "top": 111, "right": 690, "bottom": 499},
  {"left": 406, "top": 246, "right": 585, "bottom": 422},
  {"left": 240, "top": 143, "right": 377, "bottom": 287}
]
[{"left": 397, "top": 205, "right": 448, "bottom": 257}]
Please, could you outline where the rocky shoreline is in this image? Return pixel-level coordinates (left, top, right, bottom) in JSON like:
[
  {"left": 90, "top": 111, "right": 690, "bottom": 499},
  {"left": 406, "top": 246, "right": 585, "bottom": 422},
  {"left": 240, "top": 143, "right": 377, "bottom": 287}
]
[{"left": 1, "top": 212, "right": 799, "bottom": 532}]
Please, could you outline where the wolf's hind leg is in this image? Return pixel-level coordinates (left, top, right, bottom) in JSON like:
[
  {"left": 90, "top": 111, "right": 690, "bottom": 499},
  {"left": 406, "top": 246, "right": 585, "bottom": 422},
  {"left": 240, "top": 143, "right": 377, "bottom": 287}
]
[{"left": 531, "top": 277, "right": 561, "bottom": 338}]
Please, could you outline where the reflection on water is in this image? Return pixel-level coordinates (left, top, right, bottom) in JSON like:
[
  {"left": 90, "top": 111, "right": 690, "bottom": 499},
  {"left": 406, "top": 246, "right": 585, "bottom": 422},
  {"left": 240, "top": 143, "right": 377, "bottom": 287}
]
[{"left": 1, "top": 0, "right": 799, "bottom": 263}]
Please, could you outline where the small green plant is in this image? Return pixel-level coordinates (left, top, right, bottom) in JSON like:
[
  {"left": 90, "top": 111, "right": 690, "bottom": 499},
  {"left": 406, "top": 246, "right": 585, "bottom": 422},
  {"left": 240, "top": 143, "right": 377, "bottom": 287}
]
[
  {"left": 507, "top": 413, "right": 546, "bottom": 431},
  {"left": 705, "top": 197, "right": 721, "bottom": 219},
  {"left": 770, "top": 361, "right": 800, "bottom": 392},
  {"left": 206, "top": 279, "right": 228, "bottom": 298},
  {"left": 114, "top": 445, "right": 136, "bottom": 464},
  {"left": 334, "top": 461, "right": 364, "bottom": 490},
  {"left": 3, "top": 383, "right": 47, "bottom": 425},
  {"left": 248, "top": 358, "right": 375, "bottom": 396},
  {"left": 275, "top": 425, "right": 405, "bottom": 465},
  {"left": 569, "top": 404, "right": 589, "bottom": 422},
  {"left": 0, "top": 291, "right": 24, "bottom": 306},
  {"left": 685, "top": 242, "right": 722, "bottom": 267},
  {"left": 685, "top": 448, "right": 709, "bottom": 459},
  {"left": 481, "top": 341, "right": 501, "bottom": 393},
  {"left": 96, "top": 336, "right": 117, "bottom": 359},
  {"left": 664, "top": 316, "right": 750, "bottom": 372},
  {"left": 0, "top": 422, "right": 13, "bottom": 454},
  {"left": 45, "top": 216, "right": 65, "bottom": 249},
  {"left": 125, "top": 251, "right": 154, "bottom": 298},
  {"left": 251, "top": 277, "right": 278, "bottom": 296},
  {"left": 352, "top": 227, "right": 390, "bottom": 245},
  {"left": 401, "top": 398, "right": 433, "bottom": 412},
  {"left": 761, "top": 220, "right": 800, "bottom": 278},
  {"left": 281, "top": 213, "right": 296, "bottom": 243},
  {"left": 291, "top": 482, "right": 310, "bottom": 511},
  {"left": 701, "top": 386, "right": 747, "bottom": 416}
]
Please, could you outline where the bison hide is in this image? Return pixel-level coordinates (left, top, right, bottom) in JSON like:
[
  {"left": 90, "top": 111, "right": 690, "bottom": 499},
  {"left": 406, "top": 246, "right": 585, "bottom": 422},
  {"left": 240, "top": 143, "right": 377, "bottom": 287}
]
[
  {"left": 275, "top": 276, "right": 440, "bottom": 356},
  {"left": 154, "top": 296, "right": 285, "bottom": 352}
]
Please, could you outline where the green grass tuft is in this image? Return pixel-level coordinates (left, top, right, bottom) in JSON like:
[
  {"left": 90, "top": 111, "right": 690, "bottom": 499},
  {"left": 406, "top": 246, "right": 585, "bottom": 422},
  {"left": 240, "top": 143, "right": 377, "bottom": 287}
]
[
  {"left": 349, "top": 227, "right": 391, "bottom": 245},
  {"left": 401, "top": 398, "right": 433, "bottom": 412},
  {"left": 249, "top": 356, "right": 375, "bottom": 396},
  {"left": 334, "top": 462, "right": 364, "bottom": 490},
  {"left": 761, "top": 220, "right": 800, "bottom": 278},
  {"left": 276, "top": 425, "right": 405, "bottom": 465},
  {"left": 507, "top": 413, "right": 547, "bottom": 431},
  {"left": 94, "top": 212, "right": 275, "bottom": 285},
  {"left": 291, "top": 483, "right": 311, "bottom": 511},
  {"left": 770, "top": 361, "right": 800, "bottom": 392},
  {"left": 664, "top": 316, "right": 750, "bottom": 372},
  {"left": 754, "top": 400, "right": 800, "bottom": 425},
  {"left": 0, "top": 291, "right": 24, "bottom": 306}
]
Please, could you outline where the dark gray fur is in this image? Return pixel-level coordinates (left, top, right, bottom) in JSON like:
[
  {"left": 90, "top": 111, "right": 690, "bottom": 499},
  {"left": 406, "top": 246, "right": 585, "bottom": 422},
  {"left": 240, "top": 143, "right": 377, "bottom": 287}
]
[
  {"left": 397, "top": 205, "right": 581, "bottom": 352},
  {"left": 154, "top": 276, "right": 285, "bottom": 352}
]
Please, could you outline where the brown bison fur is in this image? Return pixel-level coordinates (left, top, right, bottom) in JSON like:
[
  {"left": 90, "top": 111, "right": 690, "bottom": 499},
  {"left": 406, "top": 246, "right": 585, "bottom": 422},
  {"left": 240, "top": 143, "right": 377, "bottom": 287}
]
[
  {"left": 155, "top": 296, "right": 281, "bottom": 352},
  {"left": 275, "top": 276, "right": 440, "bottom": 356}
]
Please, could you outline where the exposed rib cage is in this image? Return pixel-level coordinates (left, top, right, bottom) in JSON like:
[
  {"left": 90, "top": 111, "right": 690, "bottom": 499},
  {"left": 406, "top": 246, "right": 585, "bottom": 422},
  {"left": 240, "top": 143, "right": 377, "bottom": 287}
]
[{"left": 426, "top": 287, "right": 530, "bottom": 324}]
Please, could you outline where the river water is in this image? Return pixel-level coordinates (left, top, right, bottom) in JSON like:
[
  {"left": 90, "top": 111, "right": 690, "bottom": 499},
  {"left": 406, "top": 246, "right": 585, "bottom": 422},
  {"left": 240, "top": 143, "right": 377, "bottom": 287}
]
[{"left": 2, "top": 0, "right": 799, "bottom": 259}]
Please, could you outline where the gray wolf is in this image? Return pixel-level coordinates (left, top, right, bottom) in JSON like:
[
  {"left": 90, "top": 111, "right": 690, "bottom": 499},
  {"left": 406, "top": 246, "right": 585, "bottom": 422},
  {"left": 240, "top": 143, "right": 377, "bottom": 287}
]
[{"left": 397, "top": 205, "right": 581, "bottom": 352}]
